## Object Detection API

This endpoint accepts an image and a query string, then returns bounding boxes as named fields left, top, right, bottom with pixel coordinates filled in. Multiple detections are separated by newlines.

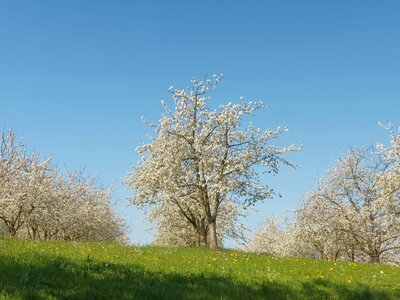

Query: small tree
left=0, top=128, right=127, bottom=243
left=126, top=75, right=298, bottom=249
left=247, top=218, right=285, bottom=255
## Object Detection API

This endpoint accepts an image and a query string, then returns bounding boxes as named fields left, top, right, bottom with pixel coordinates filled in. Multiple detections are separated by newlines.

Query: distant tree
left=311, top=148, right=400, bottom=263
left=292, top=192, right=357, bottom=261
left=0, top=129, right=50, bottom=236
left=28, top=171, right=127, bottom=243
left=276, top=147, right=400, bottom=264
left=126, top=75, right=298, bottom=249
left=247, top=217, right=285, bottom=255
left=0, top=128, right=127, bottom=243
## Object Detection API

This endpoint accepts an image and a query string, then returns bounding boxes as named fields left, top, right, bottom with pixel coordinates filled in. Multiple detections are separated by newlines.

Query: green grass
left=0, top=239, right=399, bottom=299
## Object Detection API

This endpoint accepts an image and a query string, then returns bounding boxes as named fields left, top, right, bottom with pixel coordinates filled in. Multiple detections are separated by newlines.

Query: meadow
left=0, top=239, right=399, bottom=300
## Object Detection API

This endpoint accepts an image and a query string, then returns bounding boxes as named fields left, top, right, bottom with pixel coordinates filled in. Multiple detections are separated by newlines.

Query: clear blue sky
left=1, top=1, right=399, bottom=246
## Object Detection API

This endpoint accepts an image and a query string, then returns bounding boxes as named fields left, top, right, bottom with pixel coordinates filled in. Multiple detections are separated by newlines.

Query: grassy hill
left=0, top=239, right=399, bottom=299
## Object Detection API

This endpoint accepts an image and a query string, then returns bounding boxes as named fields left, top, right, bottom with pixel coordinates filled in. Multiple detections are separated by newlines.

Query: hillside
left=0, top=239, right=399, bottom=299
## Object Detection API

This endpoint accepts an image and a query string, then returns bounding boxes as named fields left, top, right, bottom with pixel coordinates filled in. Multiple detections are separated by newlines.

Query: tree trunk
left=209, top=220, right=218, bottom=249
left=197, top=228, right=208, bottom=247
left=350, top=245, right=355, bottom=262
left=8, top=226, right=17, bottom=237
left=202, top=230, right=208, bottom=247
left=196, top=232, right=201, bottom=247
left=334, top=250, right=340, bottom=261
left=369, top=253, right=380, bottom=263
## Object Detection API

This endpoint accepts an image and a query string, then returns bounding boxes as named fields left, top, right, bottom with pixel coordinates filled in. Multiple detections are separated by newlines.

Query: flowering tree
left=246, top=217, right=285, bottom=255
left=126, top=75, right=298, bottom=249
left=270, top=147, right=400, bottom=263
left=27, top=171, right=127, bottom=242
left=0, top=128, right=126, bottom=242
left=0, top=129, right=50, bottom=236
left=249, top=126, right=400, bottom=264
left=312, top=148, right=400, bottom=263
left=291, top=192, right=358, bottom=261
left=377, top=124, right=400, bottom=263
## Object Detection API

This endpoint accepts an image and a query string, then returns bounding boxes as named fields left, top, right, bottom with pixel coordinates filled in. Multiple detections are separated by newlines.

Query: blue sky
left=1, top=1, right=399, bottom=246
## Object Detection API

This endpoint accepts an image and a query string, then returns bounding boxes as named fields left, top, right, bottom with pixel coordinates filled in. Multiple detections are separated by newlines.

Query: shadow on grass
left=301, top=278, right=396, bottom=300
left=0, top=254, right=397, bottom=300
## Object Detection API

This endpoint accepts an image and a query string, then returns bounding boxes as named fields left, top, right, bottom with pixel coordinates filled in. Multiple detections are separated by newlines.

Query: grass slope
left=0, top=239, right=399, bottom=299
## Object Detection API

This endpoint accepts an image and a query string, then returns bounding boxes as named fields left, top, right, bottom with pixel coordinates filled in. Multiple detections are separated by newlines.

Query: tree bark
left=368, top=253, right=380, bottom=263
left=209, top=220, right=218, bottom=249
left=8, top=226, right=17, bottom=237
left=196, top=228, right=208, bottom=247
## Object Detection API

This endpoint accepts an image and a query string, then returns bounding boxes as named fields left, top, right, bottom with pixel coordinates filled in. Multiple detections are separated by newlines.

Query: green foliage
left=0, top=239, right=399, bottom=299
